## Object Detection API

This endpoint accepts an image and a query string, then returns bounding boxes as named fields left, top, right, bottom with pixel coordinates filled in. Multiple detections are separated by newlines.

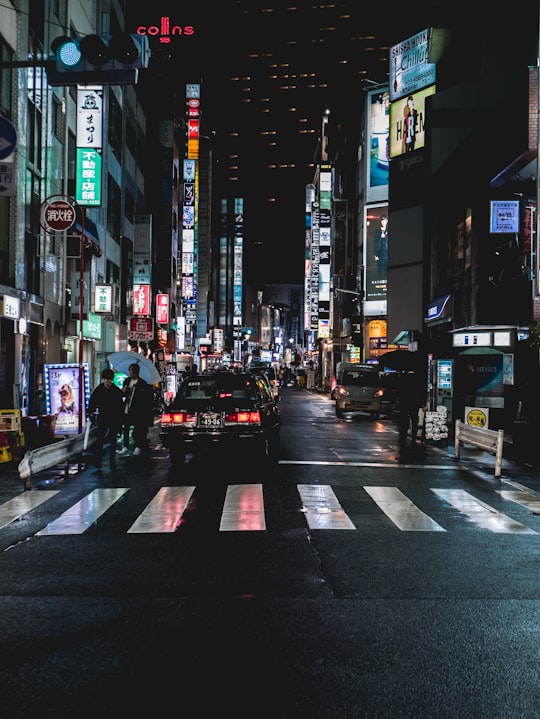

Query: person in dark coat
left=118, top=362, right=154, bottom=458
left=87, top=368, right=124, bottom=469
left=398, top=370, right=425, bottom=441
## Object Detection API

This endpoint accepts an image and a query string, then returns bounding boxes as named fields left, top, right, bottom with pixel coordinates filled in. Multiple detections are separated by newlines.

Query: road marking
left=499, top=488, right=540, bottom=516
left=280, top=460, right=465, bottom=470
left=365, top=486, right=446, bottom=531
left=0, top=491, right=59, bottom=530
left=297, top=484, right=356, bottom=529
left=2, top=483, right=539, bottom=537
left=128, top=486, right=195, bottom=533
left=36, top=488, right=129, bottom=535
left=432, top=488, right=537, bottom=534
left=220, top=483, right=266, bottom=531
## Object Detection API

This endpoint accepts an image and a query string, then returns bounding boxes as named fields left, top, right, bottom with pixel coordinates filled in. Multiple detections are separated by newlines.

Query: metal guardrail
left=18, top=428, right=97, bottom=489
left=454, top=419, right=505, bottom=478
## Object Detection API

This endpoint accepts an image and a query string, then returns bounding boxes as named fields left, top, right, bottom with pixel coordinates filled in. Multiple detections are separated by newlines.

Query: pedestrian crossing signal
left=49, top=33, right=150, bottom=86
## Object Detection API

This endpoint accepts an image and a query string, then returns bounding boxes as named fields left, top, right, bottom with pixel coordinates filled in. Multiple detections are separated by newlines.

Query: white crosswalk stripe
left=220, top=484, right=266, bottom=531
left=0, top=490, right=59, bottom=530
left=432, top=488, right=537, bottom=534
left=36, top=488, right=129, bottom=536
left=128, top=486, right=195, bottom=533
left=0, top=484, right=538, bottom=537
left=365, top=486, right=446, bottom=531
left=297, top=484, right=356, bottom=529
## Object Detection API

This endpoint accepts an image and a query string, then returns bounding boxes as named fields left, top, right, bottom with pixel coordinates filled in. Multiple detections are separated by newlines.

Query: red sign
left=128, top=317, right=154, bottom=341
left=41, top=197, right=76, bottom=232
left=188, top=119, right=199, bottom=139
left=156, top=293, right=169, bottom=324
left=133, top=284, right=151, bottom=315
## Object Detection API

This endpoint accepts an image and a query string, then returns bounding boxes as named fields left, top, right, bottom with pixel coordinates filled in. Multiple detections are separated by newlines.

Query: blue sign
left=0, top=118, right=17, bottom=160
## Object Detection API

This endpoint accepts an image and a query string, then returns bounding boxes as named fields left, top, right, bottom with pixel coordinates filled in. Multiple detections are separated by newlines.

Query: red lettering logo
left=136, top=18, right=195, bottom=44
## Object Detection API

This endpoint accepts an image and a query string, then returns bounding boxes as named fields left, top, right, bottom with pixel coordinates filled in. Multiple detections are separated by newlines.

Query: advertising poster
left=44, top=363, right=90, bottom=435
left=367, top=90, right=390, bottom=197
left=458, top=355, right=504, bottom=409
left=365, top=204, right=389, bottom=303
left=389, top=28, right=436, bottom=102
left=389, top=85, right=436, bottom=158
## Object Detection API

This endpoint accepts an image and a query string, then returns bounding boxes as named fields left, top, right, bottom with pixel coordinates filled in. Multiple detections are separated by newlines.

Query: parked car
left=247, top=363, right=281, bottom=400
left=334, top=362, right=386, bottom=419
left=159, top=371, right=281, bottom=465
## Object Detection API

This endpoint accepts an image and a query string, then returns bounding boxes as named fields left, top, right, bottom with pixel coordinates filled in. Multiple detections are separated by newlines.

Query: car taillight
left=161, top=412, right=196, bottom=425
left=373, top=389, right=384, bottom=398
left=224, top=410, right=261, bottom=424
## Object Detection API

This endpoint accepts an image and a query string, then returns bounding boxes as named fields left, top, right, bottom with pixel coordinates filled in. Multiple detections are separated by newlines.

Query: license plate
left=200, top=413, right=221, bottom=427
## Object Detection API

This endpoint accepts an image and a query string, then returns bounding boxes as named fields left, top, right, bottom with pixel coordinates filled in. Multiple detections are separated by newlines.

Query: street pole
left=78, top=209, right=84, bottom=434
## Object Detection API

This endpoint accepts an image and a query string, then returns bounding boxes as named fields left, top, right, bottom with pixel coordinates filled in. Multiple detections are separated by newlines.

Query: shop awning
left=489, top=149, right=536, bottom=189
left=459, top=347, right=504, bottom=355
left=74, top=206, right=102, bottom=257
left=390, top=329, right=422, bottom=347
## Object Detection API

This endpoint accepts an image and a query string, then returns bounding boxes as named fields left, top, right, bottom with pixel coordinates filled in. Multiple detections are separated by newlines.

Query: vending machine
left=435, top=359, right=453, bottom=422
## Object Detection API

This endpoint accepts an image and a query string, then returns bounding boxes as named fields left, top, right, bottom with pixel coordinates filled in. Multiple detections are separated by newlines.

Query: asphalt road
left=1, top=387, right=540, bottom=718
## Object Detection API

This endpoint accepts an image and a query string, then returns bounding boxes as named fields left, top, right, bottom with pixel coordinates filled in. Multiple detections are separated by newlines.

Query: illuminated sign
left=94, top=284, right=113, bottom=313
left=490, top=200, right=520, bottom=233
left=44, top=363, right=90, bottom=435
left=76, top=87, right=103, bottom=148
left=0, top=294, right=20, bottom=319
left=135, top=18, right=195, bottom=43
left=133, top=284, right=151, bottom=315
left=452, top=332, right=491, bottom=347
left=389, top=28, right=436, bottom=102
left=156, top=293, right=169, bottom=324
left=389, top=85, right=436, bottom=158
left=75, top=148, right=102, bottom=206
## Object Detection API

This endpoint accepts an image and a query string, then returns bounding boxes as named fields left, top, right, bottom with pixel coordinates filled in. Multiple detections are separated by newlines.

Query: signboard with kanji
left=156, top=293, right=169, bottom=324
left=128, top=317, right=154, bottom=341
left=40, top=196, right=76, bottom=232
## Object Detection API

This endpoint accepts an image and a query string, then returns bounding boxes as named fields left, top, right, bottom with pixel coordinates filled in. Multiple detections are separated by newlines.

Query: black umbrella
left=378, top=349, right=425, bottom=373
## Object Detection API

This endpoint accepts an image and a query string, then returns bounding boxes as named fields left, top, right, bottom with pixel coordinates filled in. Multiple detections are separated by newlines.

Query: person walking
left=397, top=369, right=425, bottom=442
left=87, top=368, right=124, bottom=469
left=118, top=362, right=154, bottom=458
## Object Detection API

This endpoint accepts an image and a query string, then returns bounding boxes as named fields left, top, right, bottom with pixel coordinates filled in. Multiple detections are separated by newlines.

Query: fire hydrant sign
left=40, top=196, right=76, bottom=232
left=128, top=317, right=154, bottom=341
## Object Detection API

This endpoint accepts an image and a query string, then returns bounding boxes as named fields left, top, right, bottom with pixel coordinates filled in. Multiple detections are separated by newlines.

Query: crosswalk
left=0, top=482, right=539, bottom=537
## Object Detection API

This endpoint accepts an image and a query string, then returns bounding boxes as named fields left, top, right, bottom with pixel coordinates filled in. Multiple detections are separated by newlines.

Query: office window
left=0, top=40, right=12, bottom=116
left=107, top=175, right=121, bottom=240
left=108, top=93, right=123, bottom=161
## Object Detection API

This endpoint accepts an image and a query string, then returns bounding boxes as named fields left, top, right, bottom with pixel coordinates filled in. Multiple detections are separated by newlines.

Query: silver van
left=334, top=362, right=385, bottom=419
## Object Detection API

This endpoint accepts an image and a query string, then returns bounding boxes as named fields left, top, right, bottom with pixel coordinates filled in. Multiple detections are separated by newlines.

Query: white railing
left=454, top=419, right=505, bottom=478
left=18, top=429, right=96, bottom=489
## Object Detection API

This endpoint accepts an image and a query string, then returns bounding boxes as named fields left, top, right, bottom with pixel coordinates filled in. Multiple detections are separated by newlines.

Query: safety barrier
left=18, top=428, right=96, bottom=489
left=454, top=419, right=504, bottom=478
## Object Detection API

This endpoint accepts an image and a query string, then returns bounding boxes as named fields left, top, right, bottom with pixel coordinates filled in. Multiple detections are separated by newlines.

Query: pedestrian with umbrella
left=117, top=362, right=154, bottom=458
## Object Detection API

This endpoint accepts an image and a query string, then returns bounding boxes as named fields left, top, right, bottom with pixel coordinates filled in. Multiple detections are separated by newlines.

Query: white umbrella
left=107, top=351, right=161, bottom=385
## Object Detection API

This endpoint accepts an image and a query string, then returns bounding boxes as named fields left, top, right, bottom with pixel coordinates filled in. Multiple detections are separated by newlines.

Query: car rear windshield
left=176, top=374, right=258, bottom=402
left=341, top=371, right=382, bottom=387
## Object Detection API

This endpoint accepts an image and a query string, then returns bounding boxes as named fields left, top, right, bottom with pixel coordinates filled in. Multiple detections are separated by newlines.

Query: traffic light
left=48, top=33, right=150, bottom=86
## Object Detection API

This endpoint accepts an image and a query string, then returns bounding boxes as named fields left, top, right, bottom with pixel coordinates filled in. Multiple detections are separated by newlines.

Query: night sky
left=132, top=1, right=427, bottom=285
